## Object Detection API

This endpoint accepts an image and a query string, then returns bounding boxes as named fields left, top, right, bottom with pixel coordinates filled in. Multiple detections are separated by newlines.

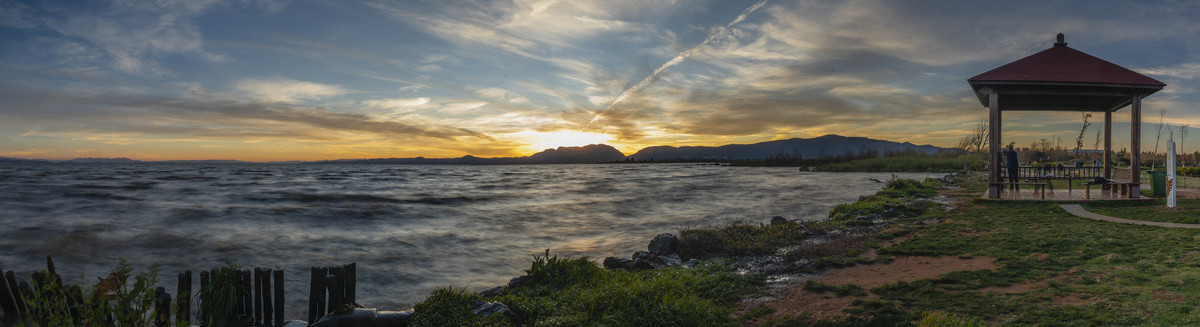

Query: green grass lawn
left=1082, top=199, right=1200, bottom=224
left=783, top=174, right=1200, bottom=326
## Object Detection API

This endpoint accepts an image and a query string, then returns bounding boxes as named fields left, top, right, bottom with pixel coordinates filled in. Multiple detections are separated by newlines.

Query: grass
left=408, top=251, right=760, bottom=326
left=814, top=156, right=976, bottom=173
left=780, top=172, right=1200, bottom=326
left=678, top=177, right=942, bottom=259
left=1082, top=199, right=1200, bottom=224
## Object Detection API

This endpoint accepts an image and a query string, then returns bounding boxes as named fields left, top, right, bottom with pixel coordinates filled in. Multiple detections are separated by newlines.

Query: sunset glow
left=0, top=1, right=1197, bottom=161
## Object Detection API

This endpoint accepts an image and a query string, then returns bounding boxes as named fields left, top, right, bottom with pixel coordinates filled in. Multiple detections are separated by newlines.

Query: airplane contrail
left=586, top=0, right=771, bottom=126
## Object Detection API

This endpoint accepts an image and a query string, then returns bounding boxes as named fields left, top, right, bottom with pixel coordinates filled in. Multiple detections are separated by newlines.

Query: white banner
left=1168, top=140, right=1177, bottom=208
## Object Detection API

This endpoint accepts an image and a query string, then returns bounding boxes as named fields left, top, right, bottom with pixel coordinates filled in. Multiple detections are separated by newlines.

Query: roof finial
left=1055, top=33, right=1067, bottom=47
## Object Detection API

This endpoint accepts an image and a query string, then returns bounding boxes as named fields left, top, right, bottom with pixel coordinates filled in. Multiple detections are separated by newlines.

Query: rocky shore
left=305, top=173, right=958, bottom=326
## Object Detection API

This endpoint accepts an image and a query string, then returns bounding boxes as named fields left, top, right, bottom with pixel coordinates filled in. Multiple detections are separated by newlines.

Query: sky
left=1, top=0, right=1199, bottom=161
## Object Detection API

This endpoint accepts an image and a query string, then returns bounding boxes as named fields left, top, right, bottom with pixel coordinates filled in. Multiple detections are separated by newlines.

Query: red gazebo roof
left=969, top=36, right=1165, bottom=88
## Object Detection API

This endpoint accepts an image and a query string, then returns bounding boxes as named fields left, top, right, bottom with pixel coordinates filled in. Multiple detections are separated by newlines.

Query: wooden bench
left=991, top=182, right=1050, bottom=199
left=1084, top=180, right=1134, bottom=199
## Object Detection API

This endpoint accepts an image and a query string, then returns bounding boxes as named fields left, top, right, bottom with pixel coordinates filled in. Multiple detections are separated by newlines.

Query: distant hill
left=628, top=135, right=949, bottom=161
left=67, top=157, right=140, bottom=163
left=0, top=156, right=49, bottom=164
left=320, top=144, right=628, bottom=165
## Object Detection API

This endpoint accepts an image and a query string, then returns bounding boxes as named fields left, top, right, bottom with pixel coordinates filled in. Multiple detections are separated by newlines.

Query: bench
left=991, top=182, right=1050, bottom=199
left=1083, top=180, right=1134, bottom=199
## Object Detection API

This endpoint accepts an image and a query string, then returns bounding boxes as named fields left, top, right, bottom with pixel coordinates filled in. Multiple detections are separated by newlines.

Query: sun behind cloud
left=516, top=131, right=615, bottom=153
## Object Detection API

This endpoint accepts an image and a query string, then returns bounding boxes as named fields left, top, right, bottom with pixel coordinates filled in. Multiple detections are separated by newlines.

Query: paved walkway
left=1060, top=204, right=1200, bottom=228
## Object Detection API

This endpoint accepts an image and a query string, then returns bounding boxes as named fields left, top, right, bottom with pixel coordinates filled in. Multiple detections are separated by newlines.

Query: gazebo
left=968, top=33, right=1166, bottom=199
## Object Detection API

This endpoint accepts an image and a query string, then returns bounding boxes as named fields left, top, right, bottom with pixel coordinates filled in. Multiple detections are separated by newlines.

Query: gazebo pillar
left=987, top=88, right=1000, bottom=198
left=1104, top=110, right=1112, bottom=190
left=1130, top=95, right=1142, bottom=197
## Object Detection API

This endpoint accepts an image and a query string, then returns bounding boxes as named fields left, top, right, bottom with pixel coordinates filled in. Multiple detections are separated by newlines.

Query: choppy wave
left=0, top=163, right=941, bottom=319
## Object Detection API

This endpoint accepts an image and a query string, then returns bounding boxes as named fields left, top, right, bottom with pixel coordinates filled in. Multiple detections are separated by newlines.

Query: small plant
left=801, top=280, right=866, bottom=297
left=21, top=258, right=160, bottom=327
left=917, top=311, right=987, bottom=327
left=195, top=261, right=247, bottom=326
left=410, top=287, right=507, bottom=327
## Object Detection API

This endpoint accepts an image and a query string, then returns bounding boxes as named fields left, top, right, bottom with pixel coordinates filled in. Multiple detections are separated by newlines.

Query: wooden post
left=177, top=271, right=192, bottom=325
left=343, top=263, right=356, bottom=306
left=262, top=268, right=273, bottom=327
left=1104, top=110, right=1113, bottom=185
left=154, top=287, right=170, bottom=327
left=1131, top=95, right=1142, bottom=197
left=0, top=268, right=17, bottom=318
left=988, top=87, right=1001, bottom=198
left=308, top=267, right=319, bottom=324
left=199, top=270, right=209, bottom=327
left=311, top=267, right=327, bottom=324
left=241, top=270, right=252, bottom=322
left=273, top=269, right=284, bottom=327
left=5, top=271, right=25, bottom=315
left=325, top=274, right=342, bottom=315
left=253, top=268, right=263, bottom=325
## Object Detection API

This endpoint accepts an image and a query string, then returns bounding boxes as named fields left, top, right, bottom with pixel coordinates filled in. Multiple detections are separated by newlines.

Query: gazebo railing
left=1003, top=166, right=1106, bottom=181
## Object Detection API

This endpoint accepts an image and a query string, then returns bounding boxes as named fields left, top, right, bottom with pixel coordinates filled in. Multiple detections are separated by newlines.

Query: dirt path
left=1060, top=204, right=1200, bottom=228
left=757, top=255, right=998, bottom=322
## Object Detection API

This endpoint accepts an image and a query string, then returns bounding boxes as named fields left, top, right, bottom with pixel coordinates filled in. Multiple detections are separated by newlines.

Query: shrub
left=498, top=254, right=758, bottom=326
left=195, top=261, right=246, bottom=326
left=410, top=287, right=507, bottom=327
left=22, top=258, right=160, bottom=327
left=677, top=221, right=816, bottom=258
left=917, top=311, right=987, bottom=327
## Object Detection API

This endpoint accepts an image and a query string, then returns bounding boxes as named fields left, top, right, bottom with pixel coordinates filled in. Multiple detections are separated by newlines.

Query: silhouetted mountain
left=528, top=144, right=627, bottom=163
left=628, top=135, right=948, bottom=161
left=320, top=144, right=627, bottom=165
left=67, top=157, right=141, bottom=163
left=0, top=157, right=49, bottom=164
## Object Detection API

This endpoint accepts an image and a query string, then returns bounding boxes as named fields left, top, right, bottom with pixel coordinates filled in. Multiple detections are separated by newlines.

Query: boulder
left=631, top=258, right=655, bottom=270
left=508, top=275, right=532, bottom=288
left=603, top=257, right=632, bottom=270
left=473, top=300, right=517, bottom=321
left=479, top=286, right=505, bottom=298
left=648, top=233, right=680, bottom=255
left=682, top=259, right=701, bottom=268
left=632, top=250, right=654, bottom=262
left=312, top=308, right=414, bottom=327
left=770, top=216, right=789, bottom=225
left=657, top=254, right=682, bottom=267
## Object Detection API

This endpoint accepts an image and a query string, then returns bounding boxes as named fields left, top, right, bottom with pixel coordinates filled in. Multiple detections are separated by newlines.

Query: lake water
left=0, top=163, right=941, bottom=318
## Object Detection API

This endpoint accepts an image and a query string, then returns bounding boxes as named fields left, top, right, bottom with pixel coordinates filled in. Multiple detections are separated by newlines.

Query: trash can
left=1149, top=171, right=1167, bottom=196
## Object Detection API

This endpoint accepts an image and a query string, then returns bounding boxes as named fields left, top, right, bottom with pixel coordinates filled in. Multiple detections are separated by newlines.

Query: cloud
left=0, top=81, right=489, bottom=143
left=362, top=97, right=432, bottom=110
left=1140, top=62, right=1200, bottom=80
left=476, top=87, right=530, bottom=104
left=234, top=77, right=350, bottom=103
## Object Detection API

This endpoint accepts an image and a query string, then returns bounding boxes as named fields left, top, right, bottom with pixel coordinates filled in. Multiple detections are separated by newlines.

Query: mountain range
left=1, top=135, right=951, bottom=164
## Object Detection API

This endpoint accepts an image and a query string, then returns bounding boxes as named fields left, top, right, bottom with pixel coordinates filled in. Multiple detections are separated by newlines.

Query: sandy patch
left=810, top=256, right=998, bottom=289
left=752, top=256, right=999, bottom=323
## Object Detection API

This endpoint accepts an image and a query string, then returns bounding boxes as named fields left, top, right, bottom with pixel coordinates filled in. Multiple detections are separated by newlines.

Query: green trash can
left=1149, top=171, right=1167, bottom=196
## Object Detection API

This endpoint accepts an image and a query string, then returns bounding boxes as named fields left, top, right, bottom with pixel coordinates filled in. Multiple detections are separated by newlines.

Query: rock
left=657, top=254, right=682, bottom=267
left=648, top=233, right=680, bottom=255
left=682, top=259, right=701, bottom=268
left=631, top=258, right=655, bottom=270
left=376, top=310, right=415, bottom=326
left=770, top=216, right=789, bottom=225
left=479, top=286, right=505, bottom=298
left=473, top=300, right=518, bottom=320
left=603, top=257, right=632, bottom=270
left=632, top=250, right=654, bottom=262
left=508, top=275, right=532, bottom=288
left=312, top=307, right=381, bottom=324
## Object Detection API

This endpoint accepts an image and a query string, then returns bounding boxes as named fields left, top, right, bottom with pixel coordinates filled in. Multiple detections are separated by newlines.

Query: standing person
left=1004, top=144, right=1019, bottom=190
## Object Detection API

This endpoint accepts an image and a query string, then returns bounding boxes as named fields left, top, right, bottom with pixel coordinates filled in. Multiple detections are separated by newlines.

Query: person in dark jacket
left=1003, top=144, right=1019, bottom=190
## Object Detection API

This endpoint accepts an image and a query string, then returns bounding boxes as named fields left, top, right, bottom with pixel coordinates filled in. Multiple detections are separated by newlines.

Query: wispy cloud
left=234, top=78, right=350, bottom=103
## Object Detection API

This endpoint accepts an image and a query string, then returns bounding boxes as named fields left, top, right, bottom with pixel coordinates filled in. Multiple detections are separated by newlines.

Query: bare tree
left=1154, top=109, right=1167, bottom=169
left=1074, top=113, right=1092, bottom=158
left=1181, top=124, right=1190, bottom=165
left=956, top=116, right=989, bottom=155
